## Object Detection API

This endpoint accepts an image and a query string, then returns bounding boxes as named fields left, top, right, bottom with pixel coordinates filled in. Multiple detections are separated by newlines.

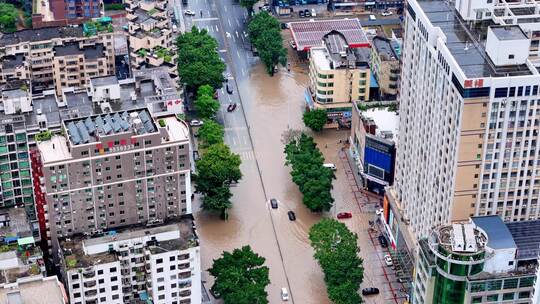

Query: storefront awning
left=304, top=88, right=315, bottom=109
left=17, top=236, right=35, bottom=246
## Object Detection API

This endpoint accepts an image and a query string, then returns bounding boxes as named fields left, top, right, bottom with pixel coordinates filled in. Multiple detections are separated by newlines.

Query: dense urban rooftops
left=1, top=54, right=25, bottom=70
left=60, top=216, right=197, bottom=269
left=90, top=75, right=119, bottom=87
left=506, top=219, right=540, bottom=260
left=417, top=0, right=533, bottom=78
left=0, top=26, right=84, bottom=45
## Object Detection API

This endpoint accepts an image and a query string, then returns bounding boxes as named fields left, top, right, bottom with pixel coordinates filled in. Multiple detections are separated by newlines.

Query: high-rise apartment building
left=34, top=108, right=191, bottom=248
left=59, top=216, right=201, bottom=304
left=393, top=0, right=540, bottom=239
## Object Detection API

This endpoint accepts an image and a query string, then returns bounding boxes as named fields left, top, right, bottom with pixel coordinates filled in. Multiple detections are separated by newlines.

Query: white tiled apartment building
left=392, top=0, right=540, bottom=239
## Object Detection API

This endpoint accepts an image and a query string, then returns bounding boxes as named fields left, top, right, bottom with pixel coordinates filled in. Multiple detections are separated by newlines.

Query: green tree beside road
left=194, top=143, right=242, bottom=219
left=284, top=133, right=334, bottom=211
left=176, top=26, right=226, bottom=91
left=239, top=0, right=258, bottom=14
left=309, top=219, right=364, bottom=304
left=248, top=12, right=287, bottom=76
left=209, top=245, right=270, bottom=304
left=198, top=120, right=224, bottom=148
left=194, top=94, right=220, bottom=119
left=303, top=109, right=328, bottom=131
left=0, top=3, right=19, bottom=33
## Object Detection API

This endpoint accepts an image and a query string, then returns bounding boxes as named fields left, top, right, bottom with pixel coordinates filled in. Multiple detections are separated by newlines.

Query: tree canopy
left=303, top=109, right=328, bottom=131
left=0, top=3, right=19, bottom=33
left=248, top=12, right=287, bottom=76
left=239, top=0, right=258, bottom=13
left=194, top=94, right=220, bottom=120
left=198, top=119, right=224, bottom=148
left=176, top=26, right=226, bottom=91
left=194, top=143, right=242, bottom=218
left=309, top=219, right=364, bottom=304
left=284, top=133, right=334, bottom=211
left=209, top=245, right=270, bottom=304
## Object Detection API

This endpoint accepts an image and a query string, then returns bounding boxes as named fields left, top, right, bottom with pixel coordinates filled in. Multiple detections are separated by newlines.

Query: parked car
left=323, top=163, right=337, bottom=171
left=190, top=119, right=204, bottom=127
left=375, top=208, right=384, bottom=215
left=227, top=103, right=237, bottom=112
left=378, top=235, right=388, bottom=248
left=299, top=10, right=305, bottom=18
left=384, top=254, right=393, bottom=266
left=304, top=9, right=311, bottom=17
left=381, top=11, right=393, bottom=16
left=369, top=14, right=377, bottom=21
left=362, top=287, right=380, bottom=296
left=281, top=287, right=289, bottom=301
left=311, top=8, right=317, bottom=17
left=337, top=212, right=352, bottom=219
left=270, top=198, right=278, bottom=209
left=287, top=211, right=296, bottom=221
left=226, top=84, right=234, bottom=94
left=184, top=9, right=196, bottom=16
left=193, top=150, right=200, bottom=161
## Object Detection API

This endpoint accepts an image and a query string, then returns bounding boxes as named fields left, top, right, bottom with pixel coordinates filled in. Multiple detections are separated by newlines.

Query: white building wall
left=482, top=247, right=517, bottom=273
left=67, top=261, right=123, bottom=304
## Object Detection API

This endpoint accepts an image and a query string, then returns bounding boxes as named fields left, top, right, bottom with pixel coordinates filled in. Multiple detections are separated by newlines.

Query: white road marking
left=237, top=50, right=240, bottom=58
left=220, top=88, right=225, bottom=94
left=215, top=25, right=219, bottom=32
left=236, top=19, right=240, bottom=26
left=192, top=17, right=219, bottom=21
left=228, top=19, right=231, bottom=26
left=224, top=5, right=227, bottom=12
left=232, top=136, right=237, bottom=146
left=218, top=49, right=227, bottom=53
left=242, top=68, right=246, bottom=76
left=235, top=30, right=239, bottom=38
left=226, top=32, right=231, bottom=38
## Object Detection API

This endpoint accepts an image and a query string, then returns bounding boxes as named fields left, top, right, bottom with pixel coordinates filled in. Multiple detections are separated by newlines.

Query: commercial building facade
left=413, top=217, right=539, bottom=304
left=393, top=0, right=540, bottom=240
left=59, top=216, right=201, bottom=304
left=34, top=108, right=191, bottom=248
left=308, top=31, right=371, bottom=127
left=350, top=102, right=397, bottom=193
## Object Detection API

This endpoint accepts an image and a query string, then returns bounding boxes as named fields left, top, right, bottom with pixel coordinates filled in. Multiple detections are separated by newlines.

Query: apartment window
left=156, top=258, right=163, bottom=264
left=98, top=279, right=104, bottom=284
left=112, top=285, right=118, bottom=291
left=110, top=267, right=117, bottom=272
left=98, top=270, right=103, bottom=275
left=112, top=295, right=119, bottom=300
left=157, top=267, right=163, bottom=273
left=72, top=283, right=80, bottom=289
left=74, top=292, right=81, bottom=298
left=158, top=286, right=165, bottom=291
left=110, top=276, right=118, bottom=282
left=159, top=295, right=165, bottom=300
left=144, top=140, right=152, bottom=145
left=72, top=274, right=79, bottom=280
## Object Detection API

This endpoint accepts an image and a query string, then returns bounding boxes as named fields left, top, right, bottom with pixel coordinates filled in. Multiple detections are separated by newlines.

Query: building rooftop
left=0, top=26, right=84, bottom=46
left=433, top=222, right=488, bottom=254
left=417, top=0, right=533, bottom=78
left=0, top=275, right=66, bottom=304
left=359, top=106, right=399, bottom=137
left=1, top=88, right=28, bottom=99
left=53, top=43, right=105, bottom=59
left=0, top=208, right=33, bottom=241
left=60, top=216, right=197, bottom=269
left=37, top=135, right=72, bottom=163
left=90, top=75, right=119, bottom=87
left=506, top=219, right=540, bottom=261
left=289, top=18, right=369, bottom=51
left=1, top=54, right=25, bottom=70
left=311, top=31, right=370, bottom=70
left=471, top=216, right=517, bottom=250
left=490, top=25, right=527, bottom=41
left=372, top=36, right=398, bottom=61
left=64, top=108, right=157, bottom=146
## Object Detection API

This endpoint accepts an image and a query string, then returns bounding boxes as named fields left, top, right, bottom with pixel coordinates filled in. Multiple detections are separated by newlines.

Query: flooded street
left=183, top=0, right=406, bottom=302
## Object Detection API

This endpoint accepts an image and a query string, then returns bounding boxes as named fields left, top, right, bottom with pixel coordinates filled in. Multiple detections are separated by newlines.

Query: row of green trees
left=303, top=109, right=328, bottom=132
left=208, top=219, right=365, bottom=304
left=284, top=133, right=335, bottom=212
left=176, top=26, right=226, bottom=91
left=309, top=219, right=365, bottom=304
left=247, top=12, right=287, bottom=76
left=176, top=28, right=242, bottom=219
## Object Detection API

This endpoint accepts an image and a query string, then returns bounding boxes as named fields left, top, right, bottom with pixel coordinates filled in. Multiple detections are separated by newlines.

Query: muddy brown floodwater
left=193, top=56, right=343, bottom=303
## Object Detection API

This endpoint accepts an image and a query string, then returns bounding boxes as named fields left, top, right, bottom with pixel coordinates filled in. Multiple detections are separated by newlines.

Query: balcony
left=82, top=269, right=96, bottom=278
